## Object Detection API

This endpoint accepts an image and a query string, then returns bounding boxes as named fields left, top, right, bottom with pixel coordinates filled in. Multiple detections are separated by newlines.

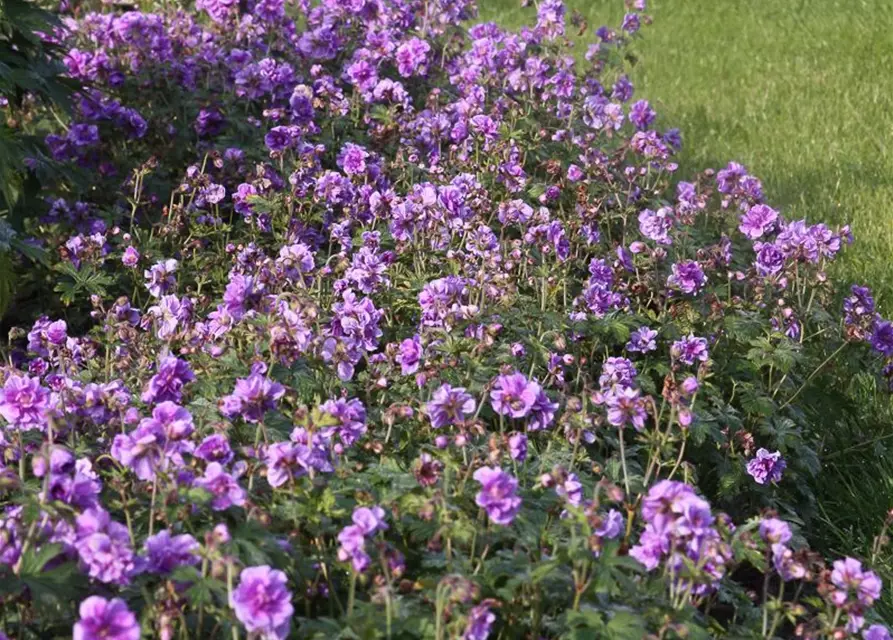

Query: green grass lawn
left=484, top=0, right=893, bottom=617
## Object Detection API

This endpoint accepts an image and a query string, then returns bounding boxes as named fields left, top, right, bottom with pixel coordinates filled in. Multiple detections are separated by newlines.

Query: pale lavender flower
left=463, top=604, right=496, bottom=640
left=508, top=433, right=527, bottom=462
left=739, top=204, right=778, bottom=240
left=671, top=335, right=709, bottom=366
left=864, top=625, right=892, bottom=640
left=474, top=467, right=521, bottom=526
left=74, top=508, right=137, bottom=585
left=427, top=384, right=476, bottom=428
left=145, top=529, right=200, bottom=574
left=556, top=472, right=583, bottom=507
left=230, top=566, right=293, bottom=640
left=395, top=38, right=430, bottom=77
left=398, top=335, right=423, bottom=375
left=627, top=327, right=658, bottom=353
left=144, top=259, right=178, bottom=298
left=831, top=557, right=882, bottom=608
left=595, top=509, right=624, bottom=540
left=759, top=518, right=792, bottom=545
left=0, top=374, right=50, bottom=431
left=73, top=596, right=140, bottom=640
left=196, top=463, right=246, bottom=510
left=638, top=207, right=674, bottom=245
left=667, top=260, right=706, bottom=295
left=490, top=373, right=540, bottom=419
left=605, top=387, right=648, bottom=430
left=352, top=505, right=388, bottom=535
left=220, top=372, right=285, bottom=423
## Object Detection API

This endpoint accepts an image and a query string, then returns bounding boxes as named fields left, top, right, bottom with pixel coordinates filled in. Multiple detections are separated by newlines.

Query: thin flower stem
left=347, top=568, right=358, bottom=621
left=618, top=428, right=631, bottom=498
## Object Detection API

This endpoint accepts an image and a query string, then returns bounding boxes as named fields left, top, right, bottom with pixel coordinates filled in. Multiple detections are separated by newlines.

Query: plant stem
left=618, top=428, right=631, bottom=497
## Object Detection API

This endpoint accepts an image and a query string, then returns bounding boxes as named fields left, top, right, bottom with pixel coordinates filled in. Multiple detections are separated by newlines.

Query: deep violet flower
left=746, top=448, right=786, bottom=485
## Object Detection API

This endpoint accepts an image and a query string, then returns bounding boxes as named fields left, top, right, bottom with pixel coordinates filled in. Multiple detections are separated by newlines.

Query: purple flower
left=746, top=448, right=786, bottom=485
left=508, top=433, right=527, bottom=461
left=599, top=357, right=638, bottom=392
left=595, top=509, right=625, bottom=540
left=864, top=625, right=892, bottom=640
left=0, top=374, right=50, bottom=431
left=319, top=397, right=367, bottom=447
left=220, top=372, right=285, bottom=423
left=419, top=276, right=472, bottom=329
left=473, top=467, right=521, bottom=526
left=264, top=126, right=296, bottom=153
left=277, top=243, right=315, bottom=281
left=759, top=518, right=792, bottom=545
left=142, top=356, right=195, bottom=404
left=233, top=183, right=258, bottom=216
left=427, top=384, right=476, bottom=428
left=629, top=99, right=656, bottom=130
left=638, top=207, right=674, bottom=245
left=337, top=143, right=370, bottom=177
left=144, top=259, right=178, bottom=298
left=352, top=505, right=388, bottom=535
left=667, top=261, right=706, bottom=295
left=337, top=524, right=370, bottom=572
left=739, top=204, right=779, bottom=240
left=46, top=320, right=67, bottom=345
left=230, top=566, right=294, bottom=640
left=627, top=326, right=658, bottom=353
left=74, top=508, right=137, bottom=585
left=754, top=241, right=786, bottom=277
left=398, top=335, right=423, bottom=376
left=196, top=463, right=246, bottom=510
left=145, top=529, right=200, bottom=574
left=111, top=403, right=192, bottom=480
left=844, top=285, right=876, bottom=332
left=671, top=335, right=709, bottom=366
left=73, top=596, right=140, bottom=640
left=265, top=441, right=311, bottom=488
left=490, top=373, right=540, bottom=419
left=528, top=390, right=559, bottom=431
left=605, top=387, right=648, bottom=430
left=630, top=481, right=729, bottom=592
left=121, top=246, right=140, bottom=268
left=536, top=0, right=566, bottom=39
left=831, top=557, right=882, bottom=607
left=194, top=108, right=226, bottom=137
left=556, top=472, right=583, bottom=507
left=464, top=604, right=496, bottom=640
left=145, top=401, right=194, bottom=440
left=622, top=12, right=641, bottom=33
left=195, top=434, right=234, bottom=464
left=395, top=38, right=430, bottom=77
left=871, top=320, right=893, bottom=357
left=147, top=295, right=192, bottom=341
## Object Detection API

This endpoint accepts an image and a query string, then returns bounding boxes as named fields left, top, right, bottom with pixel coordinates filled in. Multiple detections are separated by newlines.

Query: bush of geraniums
left=2, top=0, right=893, bottom=637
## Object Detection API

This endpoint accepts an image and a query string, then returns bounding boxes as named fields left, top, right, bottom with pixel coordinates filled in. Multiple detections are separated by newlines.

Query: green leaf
left=606, top=611, right=648, bottom=639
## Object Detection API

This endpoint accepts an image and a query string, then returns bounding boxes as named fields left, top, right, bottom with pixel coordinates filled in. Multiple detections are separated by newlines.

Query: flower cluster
left=0, top=0, right=888, bottom=637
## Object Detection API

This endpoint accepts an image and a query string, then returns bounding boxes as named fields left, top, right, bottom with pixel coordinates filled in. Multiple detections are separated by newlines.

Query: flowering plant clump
left=1, top=0, right=893, bottom=637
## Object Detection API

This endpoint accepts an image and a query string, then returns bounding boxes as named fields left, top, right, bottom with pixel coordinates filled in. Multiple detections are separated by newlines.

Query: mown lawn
left=484, top=0, right=893, bottom=617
